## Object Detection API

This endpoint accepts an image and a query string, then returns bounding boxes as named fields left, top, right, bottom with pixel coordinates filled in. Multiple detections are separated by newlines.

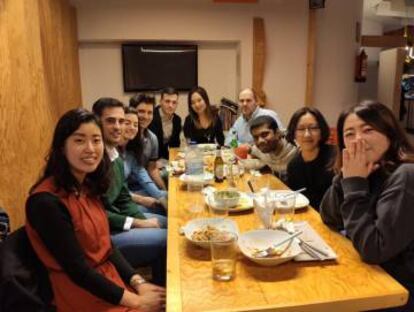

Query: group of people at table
left=5, top=84, right=414, bottom=312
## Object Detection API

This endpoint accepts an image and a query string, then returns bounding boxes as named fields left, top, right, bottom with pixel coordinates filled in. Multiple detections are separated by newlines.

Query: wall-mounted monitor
left=122, top=43, right=198, bottom=92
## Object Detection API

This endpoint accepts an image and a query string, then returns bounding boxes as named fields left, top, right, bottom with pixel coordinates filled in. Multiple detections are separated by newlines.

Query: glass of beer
left=210, top=232, right=238, bottom=281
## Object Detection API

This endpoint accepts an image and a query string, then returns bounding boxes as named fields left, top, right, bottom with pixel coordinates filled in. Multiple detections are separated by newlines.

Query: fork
left=276, top=223, right=329, bottom=259
left=253, top=231, right=302, bottom=258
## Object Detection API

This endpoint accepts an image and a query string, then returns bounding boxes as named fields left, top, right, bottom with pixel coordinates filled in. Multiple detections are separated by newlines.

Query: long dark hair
left=286, top=107, right=330, bottom=146
left=335, top=100, right=414, bottom=171
left=31, top=108, right=112, bottom=196
left=125, top=125, right=143, bottom=166
left=188, top=86, right=216, bottom=128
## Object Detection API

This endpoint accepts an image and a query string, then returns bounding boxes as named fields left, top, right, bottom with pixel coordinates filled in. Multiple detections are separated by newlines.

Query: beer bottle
left=214, top=146, right=224, bottom=183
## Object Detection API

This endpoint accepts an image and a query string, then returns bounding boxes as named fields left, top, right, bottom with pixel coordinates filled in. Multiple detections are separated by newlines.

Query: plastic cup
left=185, top=183, right=204, bottom=220
left=275, top=193, right=296, bottom=223
left=209, top=201, right=229, bottom=218
left=253, top=192, right=275, bottom=229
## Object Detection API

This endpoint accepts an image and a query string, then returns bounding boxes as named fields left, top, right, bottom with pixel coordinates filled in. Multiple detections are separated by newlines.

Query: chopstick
left=283, top=187, right=306, bottom=198
left=247, top=180, right=255, bottom=193
left=297, top=237, right=329, bottom=257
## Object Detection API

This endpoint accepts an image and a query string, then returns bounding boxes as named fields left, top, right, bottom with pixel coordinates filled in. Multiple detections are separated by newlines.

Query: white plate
left=182, top=218, right=239, bottom=248
left=239, top=230, right=302, bottom=266
left=206, top=192, right=254, bottom=212
left=179, top=172, right=214, bottom=185
left=272, top=190, right=309, bottom=209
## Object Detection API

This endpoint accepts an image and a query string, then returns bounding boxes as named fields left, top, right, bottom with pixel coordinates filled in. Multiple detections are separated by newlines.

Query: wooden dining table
left=166, top=150, right=408, bottom=312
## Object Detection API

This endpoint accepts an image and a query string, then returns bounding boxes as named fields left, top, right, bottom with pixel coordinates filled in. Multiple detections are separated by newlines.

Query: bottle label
left=215, top=165, right=224, bottom=179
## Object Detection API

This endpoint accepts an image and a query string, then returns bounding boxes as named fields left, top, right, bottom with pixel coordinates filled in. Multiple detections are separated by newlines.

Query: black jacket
left=149, top=106, right=182, bottom=159
left=0, top=227, right=55, bottom=312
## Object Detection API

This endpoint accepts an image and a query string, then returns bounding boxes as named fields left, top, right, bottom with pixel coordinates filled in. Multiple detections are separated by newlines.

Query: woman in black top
left=183, top=86, right=224, bottom=146
left=25, top=108, right=165, bottom=311
left=286, top=107, right=336, bottom=210
left=320, top=101, right=414, bottom=311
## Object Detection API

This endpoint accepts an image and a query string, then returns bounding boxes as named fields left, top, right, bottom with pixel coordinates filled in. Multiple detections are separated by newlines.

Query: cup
left=275, top=193, right=296, bottom=223
left=210, top=232, right=238, bottom=281
left=253, top=192, right=275, bottom=229
left=227, top=163, right=241, bottom=189
left=209, top=200, right=229, bottom=218
left=185, top=183, right=204, bottom=220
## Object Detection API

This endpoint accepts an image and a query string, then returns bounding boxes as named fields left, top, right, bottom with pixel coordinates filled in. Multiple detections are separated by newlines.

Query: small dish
left=239, top=229, right=301, bottom=266
left=206, top=192, right=254, bottom=212
left=213, top=190, right=241, bottom=207
left=182, top=218, right=239, bottom=249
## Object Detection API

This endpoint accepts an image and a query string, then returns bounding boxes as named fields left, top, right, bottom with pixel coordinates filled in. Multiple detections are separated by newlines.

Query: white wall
left=79, top=41, right=238, bottom=119
left=378, top=48, right=404, bottom=115
left=76, top=0, right=363, bottom=126
left=313, top=0, right=363, bottom=125
left=358, top=18, right=384, bottom=101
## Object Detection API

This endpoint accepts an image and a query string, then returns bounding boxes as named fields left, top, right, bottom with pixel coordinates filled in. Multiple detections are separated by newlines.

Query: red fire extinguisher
left=355, top=49, right=367, bottom=82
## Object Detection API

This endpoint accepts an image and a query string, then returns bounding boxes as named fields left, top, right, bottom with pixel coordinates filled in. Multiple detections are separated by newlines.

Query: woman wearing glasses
left=286, top=107, right=336, bottom=210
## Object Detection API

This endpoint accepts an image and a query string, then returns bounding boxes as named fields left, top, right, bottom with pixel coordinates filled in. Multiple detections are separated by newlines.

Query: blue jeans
left=139, top=204, right=167, bottom=216
left=111, top=213, right=167, bottom=285
left=127, top=162, right=167, bottom=199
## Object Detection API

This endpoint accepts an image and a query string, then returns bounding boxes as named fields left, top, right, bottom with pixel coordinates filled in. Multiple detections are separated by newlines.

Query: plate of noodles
left=182, top=218, right=239, bottom=248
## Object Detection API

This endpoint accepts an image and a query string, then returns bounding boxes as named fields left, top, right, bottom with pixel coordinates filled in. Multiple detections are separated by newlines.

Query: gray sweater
left=320, top=164, right=414, bottom=307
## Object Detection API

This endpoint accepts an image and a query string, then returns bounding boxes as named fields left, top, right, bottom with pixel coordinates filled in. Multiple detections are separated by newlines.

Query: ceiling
left=364, top=0, right=414, bottom=31
left=69, top=0, right=414, bottom=33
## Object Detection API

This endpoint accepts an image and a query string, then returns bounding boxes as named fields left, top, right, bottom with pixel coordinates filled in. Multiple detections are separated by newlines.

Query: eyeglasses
left=295, top=126, right=320, bottom=135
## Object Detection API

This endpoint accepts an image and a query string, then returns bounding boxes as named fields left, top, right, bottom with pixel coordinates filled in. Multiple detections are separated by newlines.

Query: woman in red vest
left=25, top=108, right=165, bottom=312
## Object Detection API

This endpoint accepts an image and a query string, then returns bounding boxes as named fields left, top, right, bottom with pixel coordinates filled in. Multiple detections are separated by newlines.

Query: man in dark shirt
left=149, top=87, right=182, bottom=160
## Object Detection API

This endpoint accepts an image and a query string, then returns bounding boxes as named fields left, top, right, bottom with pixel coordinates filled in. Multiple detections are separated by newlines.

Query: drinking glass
left=209, top=198, right=229, bottom=218
left=185, top=183, right=204, bottom=220
left=227, top=163, right=242, bottom=189
left=253, top=192, right=274, bottom=229
left=275, top=193, right=296, bottom=223
left=210, top=232, right=238, bottom=281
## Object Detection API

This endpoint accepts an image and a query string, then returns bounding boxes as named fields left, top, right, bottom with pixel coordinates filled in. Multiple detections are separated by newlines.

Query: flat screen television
left=122, top=43, right=198, bottom=92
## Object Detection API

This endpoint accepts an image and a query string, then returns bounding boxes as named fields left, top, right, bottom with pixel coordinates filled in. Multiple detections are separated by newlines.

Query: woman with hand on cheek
left=320, top=101, right=414, bottom=311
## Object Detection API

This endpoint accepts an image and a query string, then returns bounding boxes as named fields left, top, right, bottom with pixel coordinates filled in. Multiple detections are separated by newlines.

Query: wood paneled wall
left=0, top=0, right=81, bottom=230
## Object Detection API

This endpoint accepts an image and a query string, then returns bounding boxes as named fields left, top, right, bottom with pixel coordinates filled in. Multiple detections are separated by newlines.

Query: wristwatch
left=130, top=275, right=147, bottom=287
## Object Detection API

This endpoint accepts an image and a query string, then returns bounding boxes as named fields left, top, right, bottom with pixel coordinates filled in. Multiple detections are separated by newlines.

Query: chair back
left=0, top=227, right=55, bottom=311
left=0, top=207, right=9, bottom=242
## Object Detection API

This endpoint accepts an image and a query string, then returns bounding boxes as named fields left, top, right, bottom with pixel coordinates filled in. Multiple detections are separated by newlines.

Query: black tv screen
left=122, top=43, right=198, bottom=92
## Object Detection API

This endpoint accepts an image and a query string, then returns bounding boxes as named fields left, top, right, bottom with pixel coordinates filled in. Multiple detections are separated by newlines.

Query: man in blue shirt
left=225, top=88, right=284, bottom=146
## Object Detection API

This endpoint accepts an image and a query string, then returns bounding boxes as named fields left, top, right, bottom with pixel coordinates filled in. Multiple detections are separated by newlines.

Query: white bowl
left=213, top=190, right=241, bottom=207
left=206, top=192, right=254, bottom=212
left=197, top=143, right=217, bottom=152
left=182, top=217, right=239, bottom=249
left=179, top=172, right=214, bottom=185
left=239, top=230, right=301, bottom=266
